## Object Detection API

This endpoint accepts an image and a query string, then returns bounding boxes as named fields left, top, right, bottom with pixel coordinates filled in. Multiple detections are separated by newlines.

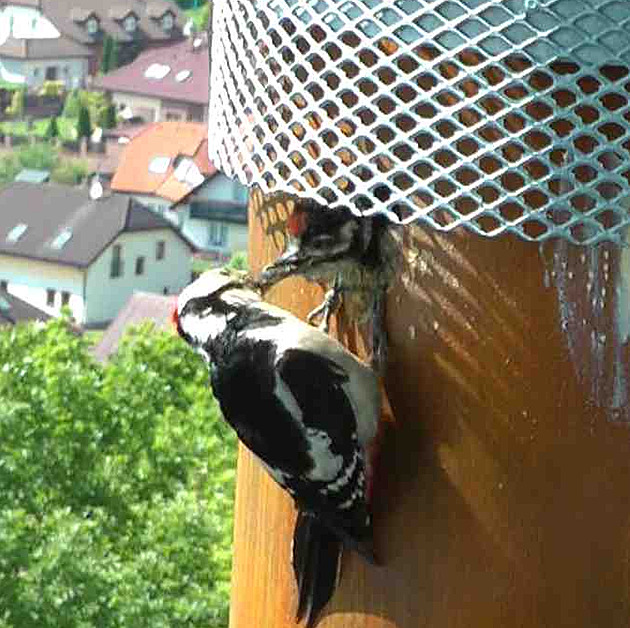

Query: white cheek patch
left=182, top=312, right=227, bottom=346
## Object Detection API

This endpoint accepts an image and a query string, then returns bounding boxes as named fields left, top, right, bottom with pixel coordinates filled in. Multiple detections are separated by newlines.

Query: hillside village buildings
left=0, top=182, right=193, bottom=326
left=0, top=1, right=185, bottom=87
left=0, top=5, right=249, bottom=333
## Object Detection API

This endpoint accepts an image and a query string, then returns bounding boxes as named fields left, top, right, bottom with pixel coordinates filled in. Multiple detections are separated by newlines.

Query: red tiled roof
left=92, top=291, right=178, bottom=361
left=110, top=121, right=217, bottom=204
left=92, top=36, right=209, bottom=106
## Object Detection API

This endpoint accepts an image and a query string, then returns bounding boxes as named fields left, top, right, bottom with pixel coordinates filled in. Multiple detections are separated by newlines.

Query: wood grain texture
left=229, top=188, right=630, bottom=627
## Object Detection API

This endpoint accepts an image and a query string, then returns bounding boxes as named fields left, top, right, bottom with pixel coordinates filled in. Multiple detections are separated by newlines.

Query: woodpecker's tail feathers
left=292, top=510, right=342, bottom=628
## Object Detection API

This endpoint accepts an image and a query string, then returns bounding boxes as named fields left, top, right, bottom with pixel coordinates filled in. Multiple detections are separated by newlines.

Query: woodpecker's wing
left=209, top=336, right=373, bottom=548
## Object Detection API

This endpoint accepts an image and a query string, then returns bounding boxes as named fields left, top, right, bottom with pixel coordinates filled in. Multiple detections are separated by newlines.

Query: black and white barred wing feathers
left=209, top=331, right=376, bottom=556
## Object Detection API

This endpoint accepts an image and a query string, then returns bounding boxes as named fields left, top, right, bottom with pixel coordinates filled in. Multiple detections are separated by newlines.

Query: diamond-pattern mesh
left=209, top=0, right=630, bottom=244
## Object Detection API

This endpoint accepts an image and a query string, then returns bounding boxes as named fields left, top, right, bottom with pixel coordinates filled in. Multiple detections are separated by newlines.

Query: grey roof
left=0, top=289, right=51, bottom=326
left=0, top=33, right=91, bottom=59
left=15, top=168, right=50, bottom=183
left=92, top=290, right=177, bottom=361
left=0, top=182, right=193, bottom=268
left=42, top=0, right=185, bottom=45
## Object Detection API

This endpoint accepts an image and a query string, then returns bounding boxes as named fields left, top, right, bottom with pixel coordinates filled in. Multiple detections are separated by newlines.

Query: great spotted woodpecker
left=174, top=269, right=380, bottom=627
left=258, top=197, right=397, bottom=372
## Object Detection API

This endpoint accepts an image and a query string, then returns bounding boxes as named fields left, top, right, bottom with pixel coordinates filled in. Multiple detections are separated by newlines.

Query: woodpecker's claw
left=306, top=287, right=341, bottom=333
left=306, top=277, right=343, bottom=334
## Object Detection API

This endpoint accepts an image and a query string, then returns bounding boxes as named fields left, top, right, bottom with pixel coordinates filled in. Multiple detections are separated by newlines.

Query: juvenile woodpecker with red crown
left=258, top=195, right=399, bottom=372
left=173, top=269, right=381, bottom=627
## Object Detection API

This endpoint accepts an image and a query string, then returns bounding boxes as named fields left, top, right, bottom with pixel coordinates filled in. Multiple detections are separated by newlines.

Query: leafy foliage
left=98, top=103, right=118, bottom=130
left=101, top=36, right=114, bottom=74
left=62, top=89, right=82, bottom=118
left=5, top=88, right=25, bottom=118
left=0, top=144, right=89, bottom=187
left=0, top=319, right=236, bottom=627
left=44, top=116, right=59, bottom=139
left=76, top=105, right=92, bottom=139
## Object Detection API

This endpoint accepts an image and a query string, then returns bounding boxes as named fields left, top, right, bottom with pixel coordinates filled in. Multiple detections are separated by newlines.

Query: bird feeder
left=208, top=1, right=630, bottom=626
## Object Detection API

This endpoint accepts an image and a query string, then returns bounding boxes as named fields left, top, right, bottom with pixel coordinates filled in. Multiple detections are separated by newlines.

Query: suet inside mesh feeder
left=210, top=0, right=630, bottom=245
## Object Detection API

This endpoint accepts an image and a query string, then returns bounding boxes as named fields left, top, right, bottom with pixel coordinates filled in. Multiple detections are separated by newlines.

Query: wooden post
left=231, top=187, right=630, bottom=626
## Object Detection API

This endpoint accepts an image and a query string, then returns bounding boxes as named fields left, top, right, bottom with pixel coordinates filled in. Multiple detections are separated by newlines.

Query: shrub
left=51, top=159, right=88, bottom=185
left=5, top=87, right=25, bottom=118
left=38, top=80, right=64, bottom=99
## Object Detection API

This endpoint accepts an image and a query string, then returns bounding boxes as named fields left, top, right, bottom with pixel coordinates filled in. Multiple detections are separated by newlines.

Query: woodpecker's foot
left=306, top=286, right=342, bottom=334
left=369, top=289, right=388, bottom=373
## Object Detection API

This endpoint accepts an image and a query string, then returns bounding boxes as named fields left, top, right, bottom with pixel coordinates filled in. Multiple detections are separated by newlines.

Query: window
left=162, top=12, right=174, bottom=31
left=6, top=223, right=27, bottom=243
left=208, top=222, right=228, bottom=247
left=45, top=66, right=57, bottom=81
left=0, top=280, right=7, bottom=292
left=135, top=256, right=145, bottom=276
left=33, top=68, right=39, bottom=77
left=61, top=291, right=70, bottom=306
left=163, top=287, right=169, bottom=295
left=46, top=289, right=55, bottom=307
left=123, top=14, right=137, bottom=33
left=110, top=244, right=123, bottom=278
left=86, top=17, right=99, bottom=35
left=50, top=229, right=72, bottom=250
left=156, top=240, right=165, bottom=260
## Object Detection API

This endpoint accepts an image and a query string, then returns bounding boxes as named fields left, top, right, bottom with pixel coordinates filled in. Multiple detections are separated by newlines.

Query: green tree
left=0, top=318, right=236, bottom=627
left=110, top=38, right=120, bottom=71
left=101, top=35, right=113, bottom=74
left=76, top=105, right=92, bottom=139
left=44, top=116, right=59, bottom=139
left=97, top=103, right=117, bottom=129
left=62, top=89, right=81, bottom=118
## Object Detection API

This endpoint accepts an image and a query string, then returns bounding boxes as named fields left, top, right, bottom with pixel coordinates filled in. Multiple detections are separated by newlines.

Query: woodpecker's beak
left=258, top=242, right=303, bottom=288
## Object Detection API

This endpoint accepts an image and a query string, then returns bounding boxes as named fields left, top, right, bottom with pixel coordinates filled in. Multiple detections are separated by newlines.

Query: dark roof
left=0, top=33, right=91, bottom=59
left=42, top=0, right=185, bottom=45
left=0, top=182, right=193, bottom=268
left=92, top=36, right=209, bottom=105
left=0, top=289, right=51, bottom=326
left=92, top=290, right=177, bottom=361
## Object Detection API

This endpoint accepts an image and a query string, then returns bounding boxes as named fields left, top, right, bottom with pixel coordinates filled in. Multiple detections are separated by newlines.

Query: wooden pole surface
left=230, top=187, right=630, bottom=627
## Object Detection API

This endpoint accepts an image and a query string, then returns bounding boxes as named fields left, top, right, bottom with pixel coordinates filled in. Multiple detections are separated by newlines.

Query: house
left=109, top=121, right=249, bottom=259
left=0, top=1, right=185, bottom=86
left=92, top=290, right=176, bottom=361
left=0, top=287, right=50, bottom=326
left=0, top=181, right=193, bottom=327
left=92, top=35, right=209, bottom=123
left=0, top=5, right=91, bottom=88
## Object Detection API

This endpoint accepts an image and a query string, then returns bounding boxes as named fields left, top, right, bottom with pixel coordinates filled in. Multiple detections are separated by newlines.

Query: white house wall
left=112, top=92, right=161, bottom=123
left=195, top=173, right=248, bottom=204
left=84, top=229, right=191, bottom=325
left=0, top=57, right=88, bottom=88
left=0, top=253, right=85, bottom=320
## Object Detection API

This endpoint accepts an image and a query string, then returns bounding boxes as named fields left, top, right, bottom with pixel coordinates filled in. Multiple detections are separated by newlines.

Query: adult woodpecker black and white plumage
left=173, top=269, right=381, bottom=627
left=257, top=196, right=398, bottom=372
